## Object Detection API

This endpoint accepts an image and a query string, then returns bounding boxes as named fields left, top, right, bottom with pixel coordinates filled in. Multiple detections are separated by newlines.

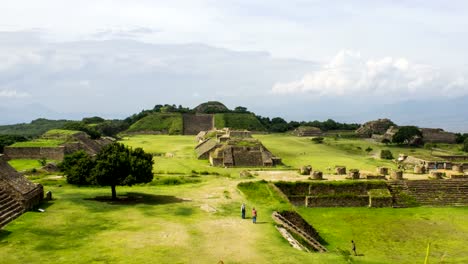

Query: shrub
left=380, top=149, right=394, bottom=160
left=37, top=157, right=47, bottom=166
left=392, top=126, right=422, bottom=144
left=365, top=147, right=373, bottom=154
left=59, top=151, right=95, bottom=185
left=463, top=138, right=468, bottom=152
left=311, top=137, right=324, bottom=144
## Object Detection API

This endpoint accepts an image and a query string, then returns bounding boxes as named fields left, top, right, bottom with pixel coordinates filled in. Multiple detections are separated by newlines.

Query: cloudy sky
left=1, top=1, right=468, bottom=131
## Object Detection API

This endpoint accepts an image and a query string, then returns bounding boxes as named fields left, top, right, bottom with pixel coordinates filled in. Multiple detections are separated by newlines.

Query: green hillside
left=126, top=113, right=183, bottom=135
left=0, top=118, right=73, bottom=137
left=214, top=113, right=265, bottom=131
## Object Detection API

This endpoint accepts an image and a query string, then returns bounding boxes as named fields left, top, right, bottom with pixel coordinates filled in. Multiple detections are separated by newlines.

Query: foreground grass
left=2, top=134, right=467, bottom=263
left=0, top=176, right=343, bottom=264
left=299, top=207, right=468, bottom=263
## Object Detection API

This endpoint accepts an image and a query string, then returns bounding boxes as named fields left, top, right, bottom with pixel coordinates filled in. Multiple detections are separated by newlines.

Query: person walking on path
left=241, top=203, right=246, bottom=219
left=351, top=240, right=357, bottom=256
left=252, top=207, right=257, bottom=224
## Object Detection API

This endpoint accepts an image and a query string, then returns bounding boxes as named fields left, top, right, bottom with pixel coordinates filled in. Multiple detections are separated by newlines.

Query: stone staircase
left=183, top=114, right=214, bottom=135
left=272, top=211, right=327, bottom=252
left=387, top=179, right=468, bottom=207
left=0, top=188, right=25, bottom=228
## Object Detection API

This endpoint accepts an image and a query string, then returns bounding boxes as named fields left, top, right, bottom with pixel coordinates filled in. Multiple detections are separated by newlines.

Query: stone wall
left=183, top=114, right=214, bottom=135
left=232, top=147, right=264, bottom=166
left=388, top=179, right=468, bottom=207
left=275, top=181, right=389, bottom=207
left=4, top=133, right=113, bottom=160
left=356, top=118, right=395, bottom=137
left=421, top=128, right=456, bottom=143
left=306, top=196, right=369, bottom=207
left=4, top=146, right=65, bottom=160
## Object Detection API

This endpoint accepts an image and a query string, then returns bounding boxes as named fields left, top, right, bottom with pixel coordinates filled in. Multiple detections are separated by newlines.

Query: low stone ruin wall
left=4, top=146, right=66, bottom=160
left=275, top=181, right=389, bottom=207
left=306, top=195, right=369, bottom=207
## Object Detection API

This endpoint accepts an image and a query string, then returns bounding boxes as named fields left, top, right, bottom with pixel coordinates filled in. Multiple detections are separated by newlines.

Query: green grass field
left=9, top=139, right=65, bottom=147
left=126, top=113, right=183, bottom=134
left=8, top=159, right=57, bottom=172
left=2, top=134, right=467, bottom=263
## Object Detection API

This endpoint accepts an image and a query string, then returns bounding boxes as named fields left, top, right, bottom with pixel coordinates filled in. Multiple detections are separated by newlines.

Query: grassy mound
left=126, top=113, right=183, bottom=135
left=42, top=129, right=81, bottom=139
left=9, top=129, right=81, bottom=147
left=214, top=113, right=265, bottom=131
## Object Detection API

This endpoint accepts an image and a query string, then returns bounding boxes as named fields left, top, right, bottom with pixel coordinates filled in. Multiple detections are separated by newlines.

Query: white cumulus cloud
left=272, top=50, right=468, bottom=99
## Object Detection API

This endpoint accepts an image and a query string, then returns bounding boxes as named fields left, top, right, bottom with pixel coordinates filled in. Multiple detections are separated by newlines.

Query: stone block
left=299, top=165, right=312, bottom=175
left=452, top=164, right=464, bottom=173
left=376, top=167, right=389, bottom=175
left=311, top=171, right=323, bottom=180
left=335, top=166, right=346, bottom=175
left=429, top=171, right=444, bottom=179
left=414, top=165, right=426, bottom=174
left=390, top=170, right=403, bottom=180
left=348, top=170, right=360, bottom=180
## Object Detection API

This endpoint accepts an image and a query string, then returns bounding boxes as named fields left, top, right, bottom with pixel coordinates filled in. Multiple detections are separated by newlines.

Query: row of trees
left=256, top=116, right=360, bottom=133
left=0, top=135, right=28, bottom=153
left=59, top=143, right=154, bottom=200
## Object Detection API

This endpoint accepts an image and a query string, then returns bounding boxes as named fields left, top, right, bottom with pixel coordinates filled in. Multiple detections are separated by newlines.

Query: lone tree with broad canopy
left=92, top=143, right=154, bottom=200
left=392, top=126, right=422, bottom=145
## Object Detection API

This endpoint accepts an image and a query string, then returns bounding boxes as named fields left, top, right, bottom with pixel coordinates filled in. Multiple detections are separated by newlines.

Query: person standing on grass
left=241, top=203, right=246, bottom=219
left=351, top=240, right=357, bottom=256
left=252, top=207, right=257, bottom=224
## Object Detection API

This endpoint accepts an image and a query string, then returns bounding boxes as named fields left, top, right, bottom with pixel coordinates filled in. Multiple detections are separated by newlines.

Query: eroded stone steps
left=387, top=180, right=468, bottom=207
left=272, top=211, right=327, bottom=253
left=0, top=189, right=25, bottom=228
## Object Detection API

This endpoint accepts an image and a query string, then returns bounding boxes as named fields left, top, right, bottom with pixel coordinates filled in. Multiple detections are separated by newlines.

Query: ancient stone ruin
left=378, top=126, right=457, bottom=144
left=4, top=131, right=113, bottom=161
left=420, top=128, right=457, bottom=143
left=182, top=114, right=214, bottom=135
left=195, top=129, right=281, bottom=167
left=387, top=179, right=468, bottom=207
left=0, top=154, right=43, bottom=228
left=356, top=118, right=395, bottom=138
left=275, top=177, right=468, bottom=208
left=272, top=211, right=327, bottom=252
left=275, top=181, right=392, bottom=208
left=292, top=126, right=322, bottom=137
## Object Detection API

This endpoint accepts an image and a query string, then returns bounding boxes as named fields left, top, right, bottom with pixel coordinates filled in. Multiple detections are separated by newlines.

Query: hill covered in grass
left=214, top=113, right=266, bottom=131
left=0, top=118, right=73, bottom=137
left=126, top=113, right=183, bottom=135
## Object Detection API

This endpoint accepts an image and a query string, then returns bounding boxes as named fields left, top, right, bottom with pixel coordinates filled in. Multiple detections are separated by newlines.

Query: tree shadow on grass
left=0, top=230, right=12, bottom=241
left=84, top=192, right=187, bottom=206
